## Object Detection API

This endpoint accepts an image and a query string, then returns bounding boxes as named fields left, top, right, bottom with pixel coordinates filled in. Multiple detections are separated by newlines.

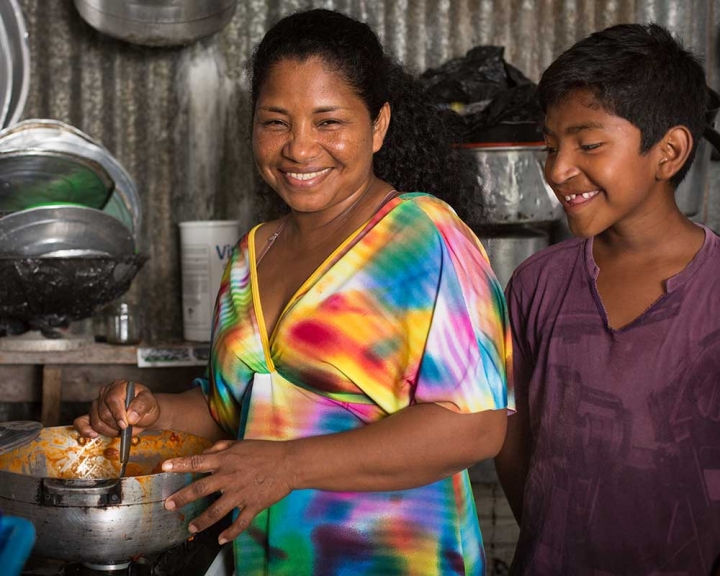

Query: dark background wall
left=15, top=0, right=719, bottom=343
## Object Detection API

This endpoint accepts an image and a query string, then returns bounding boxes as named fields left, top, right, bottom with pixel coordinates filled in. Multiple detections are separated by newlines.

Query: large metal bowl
left=0, top=205, right=135, bottom=258
left=73, top=0, right=237, bottom=47
left=0, top=426, right=214, bottom=564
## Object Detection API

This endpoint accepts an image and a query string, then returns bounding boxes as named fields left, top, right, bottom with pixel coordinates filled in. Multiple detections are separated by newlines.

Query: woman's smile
left=252, top=57, right=389, bottom=216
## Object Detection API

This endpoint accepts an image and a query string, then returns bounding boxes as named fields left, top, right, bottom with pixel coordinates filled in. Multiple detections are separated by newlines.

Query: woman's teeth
left=287, top=169, right=330, bottom=180
left=564, top=190, right=599, bottom=202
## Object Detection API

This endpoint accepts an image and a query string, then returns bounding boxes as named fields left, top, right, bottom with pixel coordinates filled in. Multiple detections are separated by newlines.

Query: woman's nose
left=283, top=124, right=318, bottom=161
left=545, top=149, right=580, bottom=187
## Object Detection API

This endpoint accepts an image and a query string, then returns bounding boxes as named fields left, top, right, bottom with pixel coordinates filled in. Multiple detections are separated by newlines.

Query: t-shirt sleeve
left=193, top=238, right=247, bottom=437
left=412, top=199, right=514, bottom=414
left=504, top=272, right=534, bottom=406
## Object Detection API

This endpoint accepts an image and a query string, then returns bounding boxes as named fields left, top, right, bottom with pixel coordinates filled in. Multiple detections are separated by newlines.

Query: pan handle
left=40, top=478, right=122, bottom=507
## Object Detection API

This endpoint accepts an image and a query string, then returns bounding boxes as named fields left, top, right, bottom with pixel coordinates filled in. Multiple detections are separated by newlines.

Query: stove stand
left=21, top=515, right=231, bottom=576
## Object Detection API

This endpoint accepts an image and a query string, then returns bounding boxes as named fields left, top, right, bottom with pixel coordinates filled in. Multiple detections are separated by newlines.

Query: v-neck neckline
left=248, top=195, right=404, bottom=370
left=584, top=224, right=712, bottom=335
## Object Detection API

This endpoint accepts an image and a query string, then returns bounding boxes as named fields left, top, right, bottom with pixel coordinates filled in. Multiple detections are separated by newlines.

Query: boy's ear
left=656, top=126, right=693, bottom=182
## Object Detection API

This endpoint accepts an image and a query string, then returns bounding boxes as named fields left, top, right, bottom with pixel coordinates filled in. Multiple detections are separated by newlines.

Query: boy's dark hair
left=250, top=8, right=479, bottom=220
left=538, top=23, right=708, bottom=188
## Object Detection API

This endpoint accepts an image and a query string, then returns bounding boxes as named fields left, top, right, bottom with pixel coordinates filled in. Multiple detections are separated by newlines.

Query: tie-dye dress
left=198, top=192, right=513, bottom=576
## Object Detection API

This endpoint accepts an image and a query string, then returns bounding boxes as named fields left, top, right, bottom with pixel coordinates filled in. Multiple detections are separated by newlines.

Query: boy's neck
left=593, top=198, right=704, bottom=262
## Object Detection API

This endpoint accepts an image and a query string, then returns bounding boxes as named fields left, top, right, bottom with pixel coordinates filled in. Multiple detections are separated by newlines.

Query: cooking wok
left=0, top=425, right=215, bottom=564
left=0, top=253, right=147, bottom=336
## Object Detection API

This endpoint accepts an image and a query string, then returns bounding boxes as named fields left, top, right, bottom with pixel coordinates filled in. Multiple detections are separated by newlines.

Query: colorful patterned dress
left=198, top=192, right=513, bottom=575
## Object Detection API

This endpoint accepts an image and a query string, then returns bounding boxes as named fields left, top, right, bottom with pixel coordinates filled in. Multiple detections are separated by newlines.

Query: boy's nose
left=545, top=150, right=581, bottom=186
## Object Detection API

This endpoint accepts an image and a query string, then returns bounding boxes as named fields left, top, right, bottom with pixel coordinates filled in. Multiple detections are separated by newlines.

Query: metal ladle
left=118, top=381, right=135, bottom=478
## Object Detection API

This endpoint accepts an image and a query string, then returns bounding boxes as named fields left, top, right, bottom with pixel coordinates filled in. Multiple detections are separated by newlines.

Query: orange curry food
left=0, top=427, right=211, bottom=480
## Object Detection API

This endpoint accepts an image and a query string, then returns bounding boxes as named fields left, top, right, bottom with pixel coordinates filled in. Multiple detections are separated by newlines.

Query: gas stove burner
left=82, top=561, right=131, bottom=572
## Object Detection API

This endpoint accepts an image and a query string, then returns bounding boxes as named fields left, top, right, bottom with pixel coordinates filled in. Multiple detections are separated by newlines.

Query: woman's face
left=252, top=57, right=390, bottom=215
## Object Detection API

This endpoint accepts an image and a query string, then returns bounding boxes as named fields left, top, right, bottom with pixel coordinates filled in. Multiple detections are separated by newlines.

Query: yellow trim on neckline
left=248, top=224, right=275, bottom=371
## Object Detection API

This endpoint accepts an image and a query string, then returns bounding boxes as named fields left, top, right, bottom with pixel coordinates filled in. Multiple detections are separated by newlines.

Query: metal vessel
left=460, top=144, right=563, bottom=226
left=73, top=0, right=238, bottom=47
left=0, top=426, right=215, bottom=565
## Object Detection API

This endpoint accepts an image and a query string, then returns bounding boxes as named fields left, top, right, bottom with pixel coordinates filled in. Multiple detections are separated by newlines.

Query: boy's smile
left=542, top=89, right=669, bottom=238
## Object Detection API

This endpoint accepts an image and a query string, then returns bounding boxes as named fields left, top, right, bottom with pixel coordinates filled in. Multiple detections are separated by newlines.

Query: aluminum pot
left=0, top=426, right=214, bottom=564
left=477, top=226, right=549, bottom=288
left=73, top=0, right=238, bottom=47
left=460, top=144, right=564, bottom=226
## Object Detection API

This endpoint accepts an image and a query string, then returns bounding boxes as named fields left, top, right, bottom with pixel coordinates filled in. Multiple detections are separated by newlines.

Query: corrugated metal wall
left=15, top=0, right=719, bottom=343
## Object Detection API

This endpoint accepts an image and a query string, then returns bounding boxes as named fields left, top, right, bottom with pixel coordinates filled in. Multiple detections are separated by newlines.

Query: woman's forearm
left=287, top=403, right=507, bottom=492
left=153, top=387, right=231, bottom=442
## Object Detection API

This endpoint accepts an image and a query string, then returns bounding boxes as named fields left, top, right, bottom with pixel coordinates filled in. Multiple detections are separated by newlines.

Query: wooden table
left=0, top=343, right=207, bottom=426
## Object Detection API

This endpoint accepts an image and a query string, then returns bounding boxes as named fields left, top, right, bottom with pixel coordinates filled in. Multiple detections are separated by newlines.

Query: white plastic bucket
left=179, top=220, right=241, bottom=342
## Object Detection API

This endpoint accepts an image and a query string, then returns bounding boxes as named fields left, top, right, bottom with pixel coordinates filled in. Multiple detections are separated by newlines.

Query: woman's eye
left=542, top=146, right=557, bottom=155
left=318, top=119, right=342, bottom=127
left=260, top=119, right=286, bottom=128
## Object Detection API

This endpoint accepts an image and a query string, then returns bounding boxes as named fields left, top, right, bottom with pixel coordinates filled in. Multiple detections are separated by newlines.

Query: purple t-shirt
left=506, top=224, right=720, bottom=575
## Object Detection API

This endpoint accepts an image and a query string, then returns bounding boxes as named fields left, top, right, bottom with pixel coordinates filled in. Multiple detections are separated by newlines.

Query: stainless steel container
left=477, top=227, right=549, bottom=288
left=73, top=0, right=238, bottom=47
left=0, top=205, right=136, bottom=258
left=460, top=144, right=563, bottom=226
left=0, top=426, right=214, bottom=564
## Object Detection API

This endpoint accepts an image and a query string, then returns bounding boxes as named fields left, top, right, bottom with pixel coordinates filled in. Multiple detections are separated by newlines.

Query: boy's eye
left=580, top=143, right=602, bottom=151
left=542, top=145, right=557, bottom=155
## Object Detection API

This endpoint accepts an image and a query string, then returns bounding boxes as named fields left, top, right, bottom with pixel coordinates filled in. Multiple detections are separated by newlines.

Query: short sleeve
left=504, top=273, right=534, bottom=405
left=193, top=236, right=252, bottom=437
left=411, top=197, right=514, bottom=414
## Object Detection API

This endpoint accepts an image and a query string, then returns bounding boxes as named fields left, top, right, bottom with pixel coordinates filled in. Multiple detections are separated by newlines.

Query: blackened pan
left=0, top=254, right=147, bottom=336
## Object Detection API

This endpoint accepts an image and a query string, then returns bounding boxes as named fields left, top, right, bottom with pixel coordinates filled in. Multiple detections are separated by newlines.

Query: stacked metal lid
left=0, top=0, right=29, bottom=131
left=0, top=119, right=142, bottom=255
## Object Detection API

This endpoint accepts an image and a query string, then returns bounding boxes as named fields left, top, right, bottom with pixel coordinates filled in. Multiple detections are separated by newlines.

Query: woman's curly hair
left=249, top=8, right=481, bottom=222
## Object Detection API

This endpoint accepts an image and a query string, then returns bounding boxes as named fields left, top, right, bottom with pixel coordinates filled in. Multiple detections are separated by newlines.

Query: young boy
left=495, top=23, right=720, bottom=575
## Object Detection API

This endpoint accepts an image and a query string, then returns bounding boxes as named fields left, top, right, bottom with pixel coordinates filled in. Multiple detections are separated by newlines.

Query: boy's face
left=542, top=89, right=667, bottom=238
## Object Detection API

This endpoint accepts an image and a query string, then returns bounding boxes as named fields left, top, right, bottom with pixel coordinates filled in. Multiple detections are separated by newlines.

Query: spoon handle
left=119, top=381, right=135, bottom=477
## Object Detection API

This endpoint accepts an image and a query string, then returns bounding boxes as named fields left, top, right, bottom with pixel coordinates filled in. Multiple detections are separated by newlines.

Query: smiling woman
left=74, top=8, right=514, bottom=576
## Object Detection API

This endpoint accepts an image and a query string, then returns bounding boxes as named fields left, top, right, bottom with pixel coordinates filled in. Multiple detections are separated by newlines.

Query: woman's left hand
left=162, top=439, right=296, bottom=544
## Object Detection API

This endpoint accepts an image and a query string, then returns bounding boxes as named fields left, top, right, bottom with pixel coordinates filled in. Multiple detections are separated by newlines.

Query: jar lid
left=0, top=420, right=42, bottom=455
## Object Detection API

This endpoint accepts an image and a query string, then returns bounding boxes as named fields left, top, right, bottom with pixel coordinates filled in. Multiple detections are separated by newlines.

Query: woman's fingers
left=203, top=440, right=235, bottom=454
left=219, top=508, right=257, bottom=544
left=104, top=379, right=136, bottom=428
left=73, top=414, right=98, bottom=438
left=189, top=494, right=246, bottom=535
left=73, top=379, right=160, bottom=437
left=164, top=459, right=224, bottom=510
left=128, top=389, right=160, bottom=428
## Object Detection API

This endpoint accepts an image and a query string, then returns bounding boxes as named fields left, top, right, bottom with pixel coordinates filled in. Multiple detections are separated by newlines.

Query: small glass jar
left=105, top=302, right=142, bottom=345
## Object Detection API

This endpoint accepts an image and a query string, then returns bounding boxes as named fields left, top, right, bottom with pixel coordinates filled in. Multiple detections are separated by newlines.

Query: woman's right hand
left=73, top=379, right=161, bottom=438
